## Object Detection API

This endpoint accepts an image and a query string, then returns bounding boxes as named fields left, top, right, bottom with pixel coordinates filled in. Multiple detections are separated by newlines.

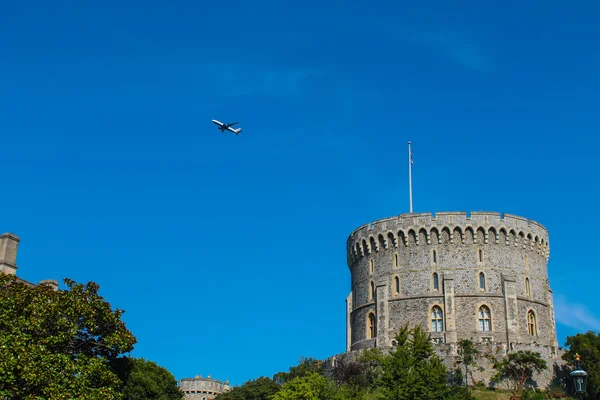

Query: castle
left=333, top=211, right=562, bottom=387
left=0, top=232, right=58, bottom=289
left=178, top=375, right=230, bottom=400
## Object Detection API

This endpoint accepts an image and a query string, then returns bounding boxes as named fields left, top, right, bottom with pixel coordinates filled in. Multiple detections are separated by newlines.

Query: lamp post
left=569, top=353, right=587, bottom=399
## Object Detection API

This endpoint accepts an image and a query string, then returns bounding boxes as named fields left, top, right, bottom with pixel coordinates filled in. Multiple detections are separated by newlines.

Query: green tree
left=331, top=354, right=379, bottom=398
left=111, top=357, right=184, bottom=400
left=214, top=376, right=280, bottom=400
left=0, top=274, right=137, bottom=399
left=274, top=357, right=324, bottom=385
left=491, top=350, right=547, bottom=395
left=457, top=338, right=479, bottom=397
left=271, top=372, right=338, bottom=400
left=563, top=330, right=600, bottom=399
left=369, top=323, right=452, bottom=400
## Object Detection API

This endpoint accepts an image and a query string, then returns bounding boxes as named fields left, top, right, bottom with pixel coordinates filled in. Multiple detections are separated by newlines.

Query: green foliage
left=0, top=274, right=137, bottom=399
left=331, top=353, right=379, bottom=398
left=520, top=388, right=548, bottom=400
left=457, top=338, right=480, bottom=395
left=369, top=323, right=452, bottom=400
left=111, top=357, right=184, bottom=400
left=272, top=372, right=338, bottom=400
left=274, top=357, right=324, bottom=385
left=491, top=350, right=547, bottom=394
left=214, top=376, right=280, bottom=400
left=458, top=339, right=479, bottom=367
left=563, top=330, right=600, bottom=399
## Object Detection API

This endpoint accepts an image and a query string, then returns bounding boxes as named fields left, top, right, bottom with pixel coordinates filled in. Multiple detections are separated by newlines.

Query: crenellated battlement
left=347, top=212, right=550, bottom=264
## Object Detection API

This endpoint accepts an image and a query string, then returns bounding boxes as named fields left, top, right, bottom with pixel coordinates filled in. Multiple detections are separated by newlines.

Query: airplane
left=212, top=119, right=242, bottom=135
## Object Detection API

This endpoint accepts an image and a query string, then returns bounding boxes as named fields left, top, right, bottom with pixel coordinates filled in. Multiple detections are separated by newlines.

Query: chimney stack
left=0, top=233, right=20, bottom=275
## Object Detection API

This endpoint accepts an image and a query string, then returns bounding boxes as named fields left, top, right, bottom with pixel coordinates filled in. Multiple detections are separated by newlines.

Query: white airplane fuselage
left=212, top=119, right=242, bottom=135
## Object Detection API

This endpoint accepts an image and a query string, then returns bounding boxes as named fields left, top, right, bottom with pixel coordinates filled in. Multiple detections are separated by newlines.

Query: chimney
left=38, top=279, right=59, bottom=291
left=0, top=233, right=20, bottom=275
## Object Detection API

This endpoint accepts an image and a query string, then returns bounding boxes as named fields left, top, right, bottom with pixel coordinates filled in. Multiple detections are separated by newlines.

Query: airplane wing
left=227, top=122, right=238, bottom=126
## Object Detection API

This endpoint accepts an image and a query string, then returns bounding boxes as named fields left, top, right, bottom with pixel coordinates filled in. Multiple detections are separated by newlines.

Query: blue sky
left=2, top=0, right=600, bottom=387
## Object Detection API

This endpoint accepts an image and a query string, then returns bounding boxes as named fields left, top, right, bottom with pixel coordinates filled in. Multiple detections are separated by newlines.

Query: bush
left=521, top=388, right=547, bottom=400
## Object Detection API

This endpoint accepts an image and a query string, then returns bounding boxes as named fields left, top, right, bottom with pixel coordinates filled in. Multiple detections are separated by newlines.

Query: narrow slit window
left=526, top=278, right=531, bottom=297
left=394, top=276, right=400, bottom=295
left=527, top=310, right=537, bottom=336
left=433, top=250, right=437, bottom=263
left=433, top=273, right=439, bottom=290
left=479, top=272, right=486, bottom=290
left=369, top=281, right=375, bottom=300
left=479, top=249, right=483, bottom=262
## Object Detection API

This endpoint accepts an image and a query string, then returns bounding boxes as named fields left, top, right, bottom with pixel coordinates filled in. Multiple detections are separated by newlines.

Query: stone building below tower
left=178, top=375, right=230, bottom=400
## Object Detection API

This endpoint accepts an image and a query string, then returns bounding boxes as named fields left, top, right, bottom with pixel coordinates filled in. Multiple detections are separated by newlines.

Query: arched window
left=367, top=312, right=376, bottom=338
left=478, top=305, right=491, bottom=331
left=479, top=272, right=486, bottom=290
left=433, top=250, right=437, bottom=263
left=369, top=259, right=374, bottom=274
left=369, top=281, right=375, bottom=301
left=433, top=273, right=439, bottom=290
left=431, top=306, right=443, bottom=332
left=527, top=310, right=537, bottom=336
left=479, top=249, right=483, bottom=263
left=525, top=278, right=531, bottom=297
left=394, top=276, right=400, bottom=295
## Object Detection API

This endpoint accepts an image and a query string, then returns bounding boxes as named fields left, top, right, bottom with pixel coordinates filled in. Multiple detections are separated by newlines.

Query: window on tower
left=527, top=310, right=537, bottom=336
left=478, top=305, right=491, bottom=331
left=367, top=312, right=376, bottom=338
left=431, top=306, right=443, bottom=332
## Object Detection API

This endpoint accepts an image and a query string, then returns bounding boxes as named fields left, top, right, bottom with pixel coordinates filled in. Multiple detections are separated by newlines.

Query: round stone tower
left=345, top=211, right=559, bottom=357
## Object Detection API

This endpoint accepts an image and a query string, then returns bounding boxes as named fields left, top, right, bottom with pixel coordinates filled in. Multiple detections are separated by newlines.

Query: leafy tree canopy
left=366, top=323, right=452, bottom=400
left=214, top=376, right=280, bottom=400
left=563, top=330, right=600, bottom=399
left=492, top=350, right=547, bottom=394
left=273, top=357, right=324, bottom=385
left=0, top=274, right=137, bottom=399
left=111, top=357, right=184, bottom=400
left=272, top=372, right=338, bottom=400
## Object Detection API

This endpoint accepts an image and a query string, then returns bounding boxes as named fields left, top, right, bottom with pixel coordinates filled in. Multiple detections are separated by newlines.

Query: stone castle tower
left=342, top=211, right=560, bottom=383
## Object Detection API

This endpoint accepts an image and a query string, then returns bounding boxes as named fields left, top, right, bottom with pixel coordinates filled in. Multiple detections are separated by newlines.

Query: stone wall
left=178, top=376, right=230, bottom=400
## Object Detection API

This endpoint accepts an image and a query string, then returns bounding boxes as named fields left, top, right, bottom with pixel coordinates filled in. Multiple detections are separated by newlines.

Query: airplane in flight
left=212, top=120, right=242, bottom=135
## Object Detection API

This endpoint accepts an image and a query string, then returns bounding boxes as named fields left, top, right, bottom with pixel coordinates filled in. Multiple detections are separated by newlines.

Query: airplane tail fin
left=235, top=128, right=242, bottom=135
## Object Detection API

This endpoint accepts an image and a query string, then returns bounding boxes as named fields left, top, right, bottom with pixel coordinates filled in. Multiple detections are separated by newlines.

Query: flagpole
left=408, top=141, right=413, bottom=213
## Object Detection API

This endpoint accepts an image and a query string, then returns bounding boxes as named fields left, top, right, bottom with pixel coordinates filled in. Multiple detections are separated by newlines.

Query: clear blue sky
left=2, top=0, right=599, bottom=387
